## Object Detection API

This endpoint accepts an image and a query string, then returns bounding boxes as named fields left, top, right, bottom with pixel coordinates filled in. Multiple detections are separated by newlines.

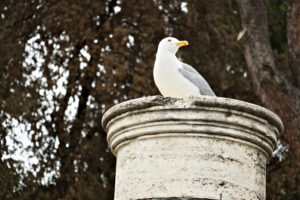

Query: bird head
left=157, top=37, right=189, bottom=54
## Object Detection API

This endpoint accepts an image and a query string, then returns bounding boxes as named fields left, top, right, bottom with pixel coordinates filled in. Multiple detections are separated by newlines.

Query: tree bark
left=287, top=0, right=300, bottom=88
left=235, top=0, right=300, bottom=165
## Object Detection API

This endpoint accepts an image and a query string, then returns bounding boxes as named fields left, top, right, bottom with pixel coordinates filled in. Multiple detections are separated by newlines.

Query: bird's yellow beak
left=176, top=40, right=189, bottom=47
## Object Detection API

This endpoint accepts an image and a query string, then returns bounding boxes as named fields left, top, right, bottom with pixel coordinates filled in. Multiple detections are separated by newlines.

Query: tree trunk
left=287, top=0, right=300, bottom=88
left=235, top=0, right=300, bottom=165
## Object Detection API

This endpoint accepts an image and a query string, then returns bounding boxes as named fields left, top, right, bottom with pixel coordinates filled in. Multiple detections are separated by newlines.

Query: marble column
left=102, top=96, right=283, bottom=200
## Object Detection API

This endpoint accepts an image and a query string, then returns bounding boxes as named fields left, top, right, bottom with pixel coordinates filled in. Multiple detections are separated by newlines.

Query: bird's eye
left=168, top=39, right=171, bottom=42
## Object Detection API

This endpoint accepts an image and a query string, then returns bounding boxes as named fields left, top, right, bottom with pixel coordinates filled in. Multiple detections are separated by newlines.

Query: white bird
left=153, top=37, right=216, bottom=98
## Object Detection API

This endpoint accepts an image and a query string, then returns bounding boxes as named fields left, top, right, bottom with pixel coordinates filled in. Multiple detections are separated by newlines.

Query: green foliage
left=268, top=0, right=288, bottom=53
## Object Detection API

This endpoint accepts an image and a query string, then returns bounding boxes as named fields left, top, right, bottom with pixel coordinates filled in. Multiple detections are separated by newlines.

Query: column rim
left=102, top=95, right=283, bottom=134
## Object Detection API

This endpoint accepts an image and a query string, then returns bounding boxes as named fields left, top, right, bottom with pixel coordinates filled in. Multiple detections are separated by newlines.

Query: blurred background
left=0, top=0, right=299, bottom=199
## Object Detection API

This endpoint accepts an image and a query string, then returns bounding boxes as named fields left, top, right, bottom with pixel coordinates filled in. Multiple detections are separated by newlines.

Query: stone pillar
left=102, top=96, right=283, bottom=200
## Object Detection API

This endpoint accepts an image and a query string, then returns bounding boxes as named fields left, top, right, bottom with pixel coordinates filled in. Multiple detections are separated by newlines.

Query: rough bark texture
left=236, top=0, right=300, bottom=166
left=287, top=0, right=300, bottom=87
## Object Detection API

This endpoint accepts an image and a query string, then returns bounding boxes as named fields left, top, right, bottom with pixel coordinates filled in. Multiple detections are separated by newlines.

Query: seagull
left=153, top=37, right=216, bottom=98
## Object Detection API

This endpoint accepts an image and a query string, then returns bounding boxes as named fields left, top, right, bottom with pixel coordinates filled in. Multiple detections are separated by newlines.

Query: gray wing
left=178, top=62, right=216, bottom=96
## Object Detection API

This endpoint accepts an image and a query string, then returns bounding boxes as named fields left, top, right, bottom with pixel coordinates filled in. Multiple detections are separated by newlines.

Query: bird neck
left=156, top=50, right=177, bottom=60
left=155, top=50, right=180, bottom=72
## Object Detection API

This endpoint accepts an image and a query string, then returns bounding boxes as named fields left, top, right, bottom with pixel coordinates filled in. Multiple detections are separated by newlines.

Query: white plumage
left=153, top=37, right=216, bottom=98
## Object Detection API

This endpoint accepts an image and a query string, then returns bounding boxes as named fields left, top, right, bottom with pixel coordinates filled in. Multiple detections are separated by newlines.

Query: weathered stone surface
left=138, top=198, right=211, bottom=200
left=102, top=96, right=283, bottom=200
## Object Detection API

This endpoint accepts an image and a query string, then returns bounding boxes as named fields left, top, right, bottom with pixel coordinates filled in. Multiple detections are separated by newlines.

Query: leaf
left=237, top=28, right=247, bottom=41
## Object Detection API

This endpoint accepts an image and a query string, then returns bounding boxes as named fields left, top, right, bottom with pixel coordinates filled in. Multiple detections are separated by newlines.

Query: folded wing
left=178, top=62, right=216, bottom=96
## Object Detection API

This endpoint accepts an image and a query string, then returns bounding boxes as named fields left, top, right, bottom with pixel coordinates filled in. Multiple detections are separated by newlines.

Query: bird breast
left=153, top=55, right=200, bottom=98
